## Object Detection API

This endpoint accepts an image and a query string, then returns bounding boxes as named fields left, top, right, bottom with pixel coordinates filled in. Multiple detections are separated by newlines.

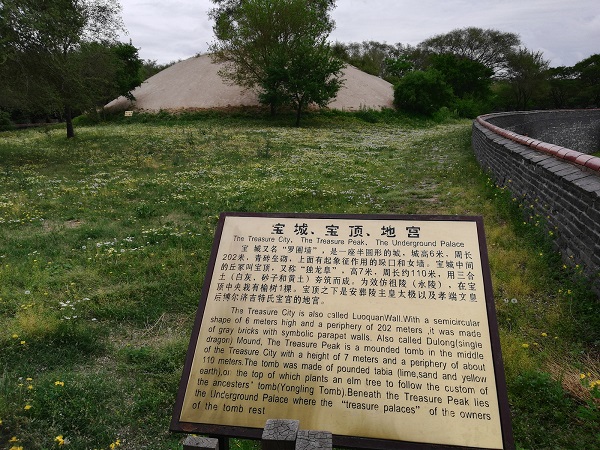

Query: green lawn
left=0, top=112, right=598, bottom=449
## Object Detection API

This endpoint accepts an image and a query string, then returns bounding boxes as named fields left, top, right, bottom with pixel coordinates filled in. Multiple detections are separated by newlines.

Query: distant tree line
left=2, top=1, right=598, bottom=132
left=334, top=27, right=599, bottom=117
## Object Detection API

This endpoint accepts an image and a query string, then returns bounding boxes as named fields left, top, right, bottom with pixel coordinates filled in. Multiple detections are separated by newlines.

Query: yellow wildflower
left=541, top=332, right=547, bottom=337
left=521, top=343, right=529, bottom=349
left=24, top=404, right=31, bottom=411
left=580, top=373, right=586, bottom=380
left=55, top=380, right=65, bottom=386
left=55, top=435, right=65, bottom=446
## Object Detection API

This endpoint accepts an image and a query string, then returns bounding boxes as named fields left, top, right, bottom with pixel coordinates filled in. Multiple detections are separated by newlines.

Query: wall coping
left=476, top=112, right=600, bottom=173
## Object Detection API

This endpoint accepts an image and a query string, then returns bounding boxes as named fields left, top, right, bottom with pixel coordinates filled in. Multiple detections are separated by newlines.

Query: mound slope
left=105, top=54, right=394, bottom=112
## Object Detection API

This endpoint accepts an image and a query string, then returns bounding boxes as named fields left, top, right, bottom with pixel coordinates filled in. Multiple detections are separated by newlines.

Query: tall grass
left=0, top=111, right=597, bottom=449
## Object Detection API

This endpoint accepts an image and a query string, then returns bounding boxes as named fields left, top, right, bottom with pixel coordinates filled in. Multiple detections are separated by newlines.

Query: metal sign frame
left=171, top=212, right=514, bottom=450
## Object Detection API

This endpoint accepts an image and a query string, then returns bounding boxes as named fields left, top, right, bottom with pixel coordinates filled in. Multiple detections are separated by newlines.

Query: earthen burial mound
left=105, top=54, right=394, bottom=112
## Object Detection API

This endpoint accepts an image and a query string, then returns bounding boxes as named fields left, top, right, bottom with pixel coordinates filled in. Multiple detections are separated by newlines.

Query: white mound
left=105, top=54, right=394, bottom=112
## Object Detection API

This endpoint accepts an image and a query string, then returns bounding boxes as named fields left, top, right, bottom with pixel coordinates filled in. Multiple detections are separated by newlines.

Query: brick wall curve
left=472, top=110, right=600, bottom=295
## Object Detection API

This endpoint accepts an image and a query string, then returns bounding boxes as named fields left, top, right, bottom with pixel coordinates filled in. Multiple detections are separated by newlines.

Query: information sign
left=171, top=213, right=514, bottom=449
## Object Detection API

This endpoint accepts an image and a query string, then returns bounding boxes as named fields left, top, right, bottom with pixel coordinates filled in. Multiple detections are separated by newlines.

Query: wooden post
left=295, top=430, right=332, bottom=450
left=182, top=436, right=219, bottom=450
left=261, top=419, right=300, bottom=450
left=216, top=435, right=229, bottom=450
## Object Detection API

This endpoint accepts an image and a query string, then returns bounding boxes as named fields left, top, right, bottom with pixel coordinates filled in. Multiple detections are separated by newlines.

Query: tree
left=383, top=54, right=413, bottom=84
left=419, top=27, right=521, bottom=76
left=546, top=66, right=578, bottom=109
left=0, top=0, right=136, bottom=137
left=429, top=53, right=493, bottom=99
left=274, top=38, right=344, bottom=126
left=332, top=40, right=405, bottom=79
left=573, top=54, right=600, bottom=107
left=110, top=41, right=144, bottom=102
left=209, top=0, right=343, bottom=123
left=393, top=69, right=454, bottom=116
left=503, top=48, right=550, bottom=110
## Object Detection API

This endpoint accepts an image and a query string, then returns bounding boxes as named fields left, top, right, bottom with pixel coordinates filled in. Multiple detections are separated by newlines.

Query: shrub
left=0, top=110, right=14, bottom=131
left=393, top=69, right=454, bottom=116
left=452, top=96, right=489, bottom=119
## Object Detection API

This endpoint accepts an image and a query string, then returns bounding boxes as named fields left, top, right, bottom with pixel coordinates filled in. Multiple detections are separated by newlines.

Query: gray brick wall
left=471, top=111, right=600, bottom=295
left=483, top=110, right=600, bottom=154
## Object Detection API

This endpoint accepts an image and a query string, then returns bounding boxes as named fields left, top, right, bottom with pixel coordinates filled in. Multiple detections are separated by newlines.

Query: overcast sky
left=119, top=0, right=599, bottom=68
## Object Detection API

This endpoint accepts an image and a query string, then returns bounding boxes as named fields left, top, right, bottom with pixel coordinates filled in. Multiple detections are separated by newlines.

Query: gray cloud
left=120, top=0, right=599, bottom=67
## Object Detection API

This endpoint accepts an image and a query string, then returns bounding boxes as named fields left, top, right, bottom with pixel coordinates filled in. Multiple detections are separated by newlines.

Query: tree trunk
left=65, top=105, right=75, bottom=138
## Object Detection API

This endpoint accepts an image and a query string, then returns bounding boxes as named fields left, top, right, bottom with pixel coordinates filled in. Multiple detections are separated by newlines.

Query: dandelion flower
left=55, top=380, right=65, bottom=386
left=580, top=373, right=586, bottom=380
left=521, top=343, right=529, bottom=349
left=12, top=334, right=18, bottom=339
left=541, top=332, right=547, bottom=337
left=55, top=435, right=65, bottom=446
left=24, top=404, right=32, bottom=411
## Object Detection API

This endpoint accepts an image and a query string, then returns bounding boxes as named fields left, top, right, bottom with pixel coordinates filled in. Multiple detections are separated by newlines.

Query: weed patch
left=0, top=114, right=598, bottom=448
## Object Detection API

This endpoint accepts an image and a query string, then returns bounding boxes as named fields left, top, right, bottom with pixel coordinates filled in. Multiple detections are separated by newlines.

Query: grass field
left=0, top=111, right=598, bottom=449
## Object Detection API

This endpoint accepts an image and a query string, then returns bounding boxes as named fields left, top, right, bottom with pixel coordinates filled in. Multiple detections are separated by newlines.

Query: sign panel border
left=171, top=212, right=514, bottom=450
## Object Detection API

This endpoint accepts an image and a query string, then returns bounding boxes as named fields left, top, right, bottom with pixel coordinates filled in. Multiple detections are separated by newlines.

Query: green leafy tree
left=573, top=54, right=600, bottom=107
left=426, top=53, right=494, bottom=117
left=393, top=69, right=454, bottom=116
left=0, top=0, right=136, bottom=137
left=503, top=48, right=550, bottom=110
left=273, top=38, right=344, bottom=126
left=332, top=40, right=405, bottom=80
left=546, top=66, right=579, bottom=109
left=419, top=27, right=521, bottom=76
left=110, top=41, right=144, bottom=102
left=383, top=54, right=413, bottom=84
left=209, top=0, right=343, bottom=123
left=429, top=53, right=493, bottom=99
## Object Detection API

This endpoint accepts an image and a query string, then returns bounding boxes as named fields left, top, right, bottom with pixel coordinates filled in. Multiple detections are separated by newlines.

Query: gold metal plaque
left=172, top=213, right=513, bottom=449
